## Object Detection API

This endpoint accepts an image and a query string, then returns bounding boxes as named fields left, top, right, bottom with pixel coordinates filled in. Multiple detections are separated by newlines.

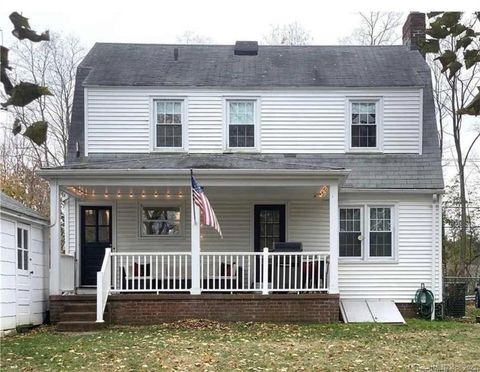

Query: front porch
left=43, top=169, right=344, bottom=325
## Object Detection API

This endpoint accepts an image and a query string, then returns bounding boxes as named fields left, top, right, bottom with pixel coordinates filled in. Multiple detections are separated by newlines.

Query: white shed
left=0, top=193, right=49, bottom=333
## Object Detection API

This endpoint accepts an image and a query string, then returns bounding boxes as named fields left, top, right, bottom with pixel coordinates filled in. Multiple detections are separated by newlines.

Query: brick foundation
left=107, top=293, right=340, bottom=324
left=395, top=302, right=418, bottom=318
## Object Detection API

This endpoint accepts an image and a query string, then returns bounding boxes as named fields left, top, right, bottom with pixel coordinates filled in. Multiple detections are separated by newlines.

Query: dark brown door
left=254, top=205, right=286, bottom=252
left=80, top=206, right=112, bottom=286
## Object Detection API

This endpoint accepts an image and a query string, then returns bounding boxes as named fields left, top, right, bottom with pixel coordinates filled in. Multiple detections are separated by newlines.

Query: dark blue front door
left=80, top=206, right=112, bottom=286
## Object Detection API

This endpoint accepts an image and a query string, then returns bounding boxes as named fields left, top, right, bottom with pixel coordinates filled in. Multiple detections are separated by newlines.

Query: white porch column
left=190, top=195, right=201, bottom=295
left=49, top=179, right=61, bottom=295
left=328, top=182, right=339, bottom=294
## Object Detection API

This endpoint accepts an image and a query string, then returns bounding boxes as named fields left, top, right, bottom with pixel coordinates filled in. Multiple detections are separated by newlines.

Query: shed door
left=16, top=224, right=31, bottom=326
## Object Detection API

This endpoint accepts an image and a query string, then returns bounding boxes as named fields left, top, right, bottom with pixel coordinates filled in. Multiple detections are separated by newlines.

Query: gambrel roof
left=80, top=43, right=426, bottom=88
left=61, top=43, right=443, bottom=191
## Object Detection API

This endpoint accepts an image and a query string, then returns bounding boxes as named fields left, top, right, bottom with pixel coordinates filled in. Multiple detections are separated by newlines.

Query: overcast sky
left=1, top=0, right=477, bottom=49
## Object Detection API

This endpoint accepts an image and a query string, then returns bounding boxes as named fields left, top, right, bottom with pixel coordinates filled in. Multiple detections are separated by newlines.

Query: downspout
left=431, top=193, right=438, bottom=320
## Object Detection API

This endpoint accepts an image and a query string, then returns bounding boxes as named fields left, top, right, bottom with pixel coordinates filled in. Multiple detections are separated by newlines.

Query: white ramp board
left=340, top=299, right=406, bottom=324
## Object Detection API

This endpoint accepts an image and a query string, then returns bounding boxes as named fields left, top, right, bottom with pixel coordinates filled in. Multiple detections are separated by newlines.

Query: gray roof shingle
left=0, top=192, right=48, bottom=222
left=80, top=43, right=426, bottom=88
left=63, top=42, right=443, bottom=190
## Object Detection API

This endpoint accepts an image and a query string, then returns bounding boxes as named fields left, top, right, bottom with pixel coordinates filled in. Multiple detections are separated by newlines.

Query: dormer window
left=226, top=99, right=258, bottom=150
left=154, top=100, right=184, bottom=149
left=347, top=99, right=382, bottom=152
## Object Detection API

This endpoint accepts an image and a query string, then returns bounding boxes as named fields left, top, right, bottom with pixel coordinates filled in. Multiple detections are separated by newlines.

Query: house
left=39, top=13, right=443, bottom=330
left=0, top=193, right=49, bottom=334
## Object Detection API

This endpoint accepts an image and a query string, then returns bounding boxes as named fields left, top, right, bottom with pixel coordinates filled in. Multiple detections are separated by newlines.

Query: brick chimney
left=402, top=12, right=426, bottom=56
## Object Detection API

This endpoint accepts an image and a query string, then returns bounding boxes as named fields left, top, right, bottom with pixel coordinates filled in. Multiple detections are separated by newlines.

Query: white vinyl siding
left=66, top=197, right=77, bottom=255
left=338, top=193, right=442, bottom=302
left=64, top=192, right=441, bottom=303
left=0, top=216, right=48, bottom=332
left=85, top=88, right=422, bottom=154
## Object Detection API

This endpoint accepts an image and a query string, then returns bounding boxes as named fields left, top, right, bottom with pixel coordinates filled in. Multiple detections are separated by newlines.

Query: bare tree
left=424, top=13, right=480, bottom=276
left=7, top=33, right=84, bottom=167
left=176, top=30, right=213, bottom=44
left=340, top=12, right=403, bottom=45
left=1, top=32, right=83, bottom=214
left=0, top=125, right=50, bottom=214
left=262, top=22, right=312, bottom=45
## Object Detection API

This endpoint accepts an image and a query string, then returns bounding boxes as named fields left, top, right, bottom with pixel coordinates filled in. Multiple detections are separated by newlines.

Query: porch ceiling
left=63, top=185, right=330, bottom=201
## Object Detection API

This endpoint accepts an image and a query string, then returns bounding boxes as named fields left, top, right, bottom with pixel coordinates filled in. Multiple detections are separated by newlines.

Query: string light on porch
left=314, top=185, right=329, bottom=199
left=141, top=191, right=146, bottom=198
left=117, top=191, right=121, bottom=198
left=154, top=191, right=159, bottom=198
left=129, top=191, right=133, bottom=198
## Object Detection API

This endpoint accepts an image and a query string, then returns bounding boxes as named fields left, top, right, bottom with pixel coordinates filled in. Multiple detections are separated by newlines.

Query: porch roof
left=39, top=152, right=444, bottom=190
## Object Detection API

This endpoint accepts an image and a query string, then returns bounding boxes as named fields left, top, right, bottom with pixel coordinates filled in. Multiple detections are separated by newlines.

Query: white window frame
left=345, top=98, right=383, bottom=153
left=339, top=206, right=364, bottom=261
left=16, top=223, right=30, bottom=271
left=224, top=98, right=260, bottom=152
left=138, top=202, right=185, bottom=238
left=339, top=203, right=397, bottom=263
left=366, top=205, right=396, bottom=261
left=151, top=98, right=187, bottom=152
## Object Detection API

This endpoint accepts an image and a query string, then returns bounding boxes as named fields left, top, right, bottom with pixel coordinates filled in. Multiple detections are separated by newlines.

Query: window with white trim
left=154, top=100, right=183, bottom=148
left=17, top=226, right=29, bottom=270
left=339, top=207, right=362, bottom=257
left=339, top=205, right=395, bottom=260
left=140, top=205, right=182, bottom=236
left=350, top=101, right=378, bottom=148
left=227, top=100, right=256, bottom=148
left=369, top=207, right=392, bottom=257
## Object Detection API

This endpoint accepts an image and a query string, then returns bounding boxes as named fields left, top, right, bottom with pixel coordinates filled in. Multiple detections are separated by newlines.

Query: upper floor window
left=227, top=100, right=256, bottom=149
left=155, top=100, right=183, bottom=149
left=350, top=101, right=378, bottom=149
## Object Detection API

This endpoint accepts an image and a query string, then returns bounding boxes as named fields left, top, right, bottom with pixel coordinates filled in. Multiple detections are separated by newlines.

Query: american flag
left=191, top=171, right=223, bottom=238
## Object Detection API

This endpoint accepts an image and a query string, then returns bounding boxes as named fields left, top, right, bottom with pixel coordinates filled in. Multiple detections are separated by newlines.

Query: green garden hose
left=414, top=283, right=435, bottom=319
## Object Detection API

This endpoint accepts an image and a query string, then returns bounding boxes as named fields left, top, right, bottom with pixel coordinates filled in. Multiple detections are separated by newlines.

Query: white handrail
left=96, top=248, right=112, bottom=323
left=199, top=249, right=330, bottom=293
left=106, top=250, right=330, bottom=296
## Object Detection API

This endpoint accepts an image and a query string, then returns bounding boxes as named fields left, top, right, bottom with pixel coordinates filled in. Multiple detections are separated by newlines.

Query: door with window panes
left=16, top=224, right=31, bottom=325
left=254, top=205, right=286, bottom=281
left=80, top=206, right=112, bottom=286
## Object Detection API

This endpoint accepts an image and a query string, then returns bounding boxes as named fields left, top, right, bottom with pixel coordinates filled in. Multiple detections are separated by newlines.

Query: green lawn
left=1, top=306, right=479, bottom=371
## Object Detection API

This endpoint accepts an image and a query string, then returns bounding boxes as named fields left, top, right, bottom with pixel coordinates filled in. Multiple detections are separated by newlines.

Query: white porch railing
left=111, top=252, right=192, bottom=292
left=200, top=249, right=329, bottom=292
left=96, top=248, right=330, bottom=322
left=96, top=248, right=111, bottom=322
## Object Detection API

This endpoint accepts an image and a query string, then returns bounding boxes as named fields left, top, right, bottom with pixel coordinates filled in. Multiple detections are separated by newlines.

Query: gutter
left=0, top=209, right=49, bottom=226
left=37, top=168, right=351, bottom=179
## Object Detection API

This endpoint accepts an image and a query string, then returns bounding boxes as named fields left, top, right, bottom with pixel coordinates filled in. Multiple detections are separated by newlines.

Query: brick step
left=61, top=311, right=96, bottom=322
left=56, top=321, right=105, bottom=332
left=64, top=302, right=96, bottom=313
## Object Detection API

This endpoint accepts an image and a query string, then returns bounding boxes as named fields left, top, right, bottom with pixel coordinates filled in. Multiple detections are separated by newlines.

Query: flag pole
left=190, top=169, right=195, bottom=224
